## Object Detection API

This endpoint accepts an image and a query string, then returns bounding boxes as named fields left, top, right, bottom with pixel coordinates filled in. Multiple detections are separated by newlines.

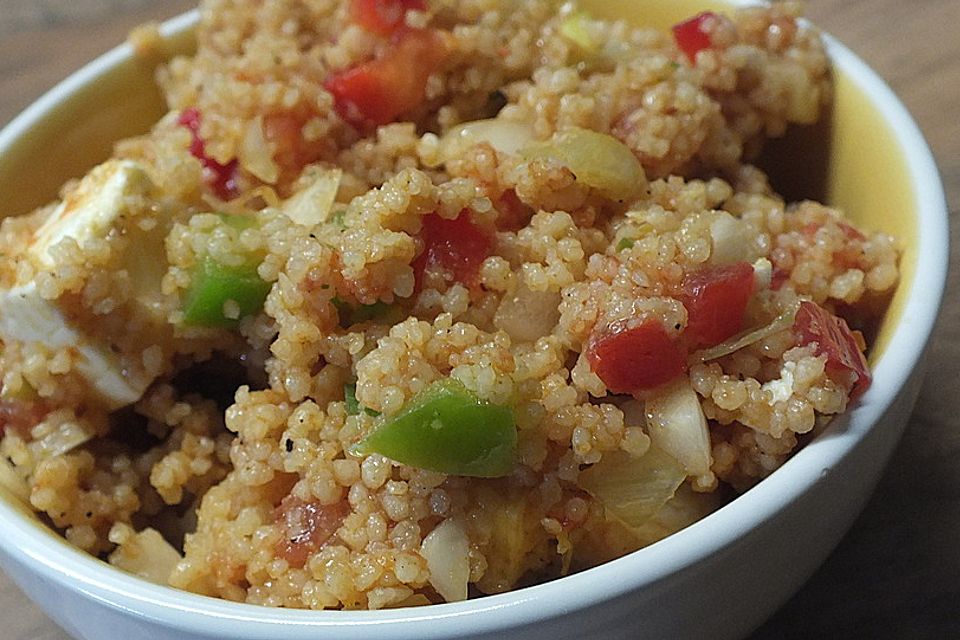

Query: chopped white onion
left=421, top=518, right=470, bottom=602
left=108, top=526, right=182, bottom=585
left=493, top=284, right=560, bottom=343
left=239, top=116, right=280, bottom=184
left=627, top=482, right=725, bottom=546
left=752, top=257, right=773, bottom=290
left=709, top=211, right=751, bottom=265
left=283, top=166, right=342, bottom=226
left=439, top=119, right=536, bottom=162
left=27, top=416, right=94, bottom=460
left=521, top=127, right=647, bottom=202
left=690, top=300, right=801, bottom=364
left=644, top=379, right=713, bottom=481
left=579, top=446, right=686, bottom=529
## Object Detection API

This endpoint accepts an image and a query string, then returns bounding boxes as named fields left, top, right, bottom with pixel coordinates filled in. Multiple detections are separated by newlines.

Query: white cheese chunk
left=0, top=159, right=159, bottom=409
left=0, top=281, right=149, bottom=409
left=30, top=159, right=153, bottom=268
left=762, top=361, right=797, bottom=405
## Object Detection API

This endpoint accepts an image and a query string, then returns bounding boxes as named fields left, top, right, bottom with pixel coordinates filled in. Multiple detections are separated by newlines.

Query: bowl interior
left=0, top=0, right=927, bottom=623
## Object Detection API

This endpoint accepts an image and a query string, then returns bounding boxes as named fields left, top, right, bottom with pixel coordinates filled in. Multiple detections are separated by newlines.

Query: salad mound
left=0, top=0, right=898, bottom=609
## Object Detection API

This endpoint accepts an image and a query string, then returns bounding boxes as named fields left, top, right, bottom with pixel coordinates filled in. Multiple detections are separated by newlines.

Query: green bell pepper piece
left=182, top=255, right=271, bottom=327
left=353, top=378, right=517, bottom=478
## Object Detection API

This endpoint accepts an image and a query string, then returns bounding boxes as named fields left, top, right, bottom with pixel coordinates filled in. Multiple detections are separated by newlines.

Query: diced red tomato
left=672, top=12, right=715, bottom=63
left=324, top=28, right=447, bottom=128
left=793, top=300, right=871, bottom=399
left=680, top=262, right=755, bottom=348
left=350, top=0, right=425, bottom=36
left=412, top=210, right=492, bottom=291
left=585, top=320, right=688, bottom=394
left=177, top=108, right=239, bottom=200
left=274, top=495, right=348, bottom=569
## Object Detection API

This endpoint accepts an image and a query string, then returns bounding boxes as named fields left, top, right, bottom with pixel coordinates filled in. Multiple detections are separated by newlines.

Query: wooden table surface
left=0, top=1, right=957, bottom=637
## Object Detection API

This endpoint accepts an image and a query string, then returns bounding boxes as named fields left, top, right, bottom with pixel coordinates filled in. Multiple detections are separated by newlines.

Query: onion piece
left=390, top=593, right=433, bottom=608
left=283, top=166, right=343, bottom=226
left=709, top=211, right=752, bottom=265
left=474, top=491, right=533, bottom=594
left=559, top=11, right=601, bottom=54
left=209, top=185, right=281, bottom=215
left=521, top=127, right=647, bottom=202
left=579, top=446, right=686, bottom=529
left=644, top=378, right=713, bottom=483
left=108, top=526, right=182, bottom=585
left=439, top=119, right=536, bottom=162
left=628, top=482, right=725, bottom=546
left=690, top=299, right=801, bottom=364
left=421, top=518, right=470, bottom=602
left=752, top=257, right=773, bottom=291
left=27, top=413, right=94, bottom=460
left=239, top=116, right=280, bottom=184
left=493, top=283, right=560, bottom=343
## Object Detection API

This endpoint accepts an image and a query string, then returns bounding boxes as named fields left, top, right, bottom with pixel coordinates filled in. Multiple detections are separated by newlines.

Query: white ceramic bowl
left=0, top=3, right=947, bottom=639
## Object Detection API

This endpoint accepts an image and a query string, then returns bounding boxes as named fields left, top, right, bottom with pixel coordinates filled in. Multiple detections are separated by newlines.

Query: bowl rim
left=0, top=4, right=948, bottom=639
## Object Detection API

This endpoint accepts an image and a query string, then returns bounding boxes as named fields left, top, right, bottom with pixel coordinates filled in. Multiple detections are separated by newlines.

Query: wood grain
left=0, top=1, right=956, bottom=637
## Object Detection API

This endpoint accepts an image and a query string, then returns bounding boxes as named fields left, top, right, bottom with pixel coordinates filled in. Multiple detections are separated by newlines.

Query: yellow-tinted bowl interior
left=0, top=2, right=916, bottom=521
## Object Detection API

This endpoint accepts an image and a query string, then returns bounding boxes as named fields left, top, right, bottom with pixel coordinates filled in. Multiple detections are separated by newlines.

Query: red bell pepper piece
left=324, top=28, right=446, bottom=128
left=794, top=300, right=871, bottom=399
left=672, top=12, right=715, bottom=63
left=586, top=320, right=688, bottom=394
left=412, top=210, right=492, bottom=291
left=679, top=262, right=755, bottom=348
